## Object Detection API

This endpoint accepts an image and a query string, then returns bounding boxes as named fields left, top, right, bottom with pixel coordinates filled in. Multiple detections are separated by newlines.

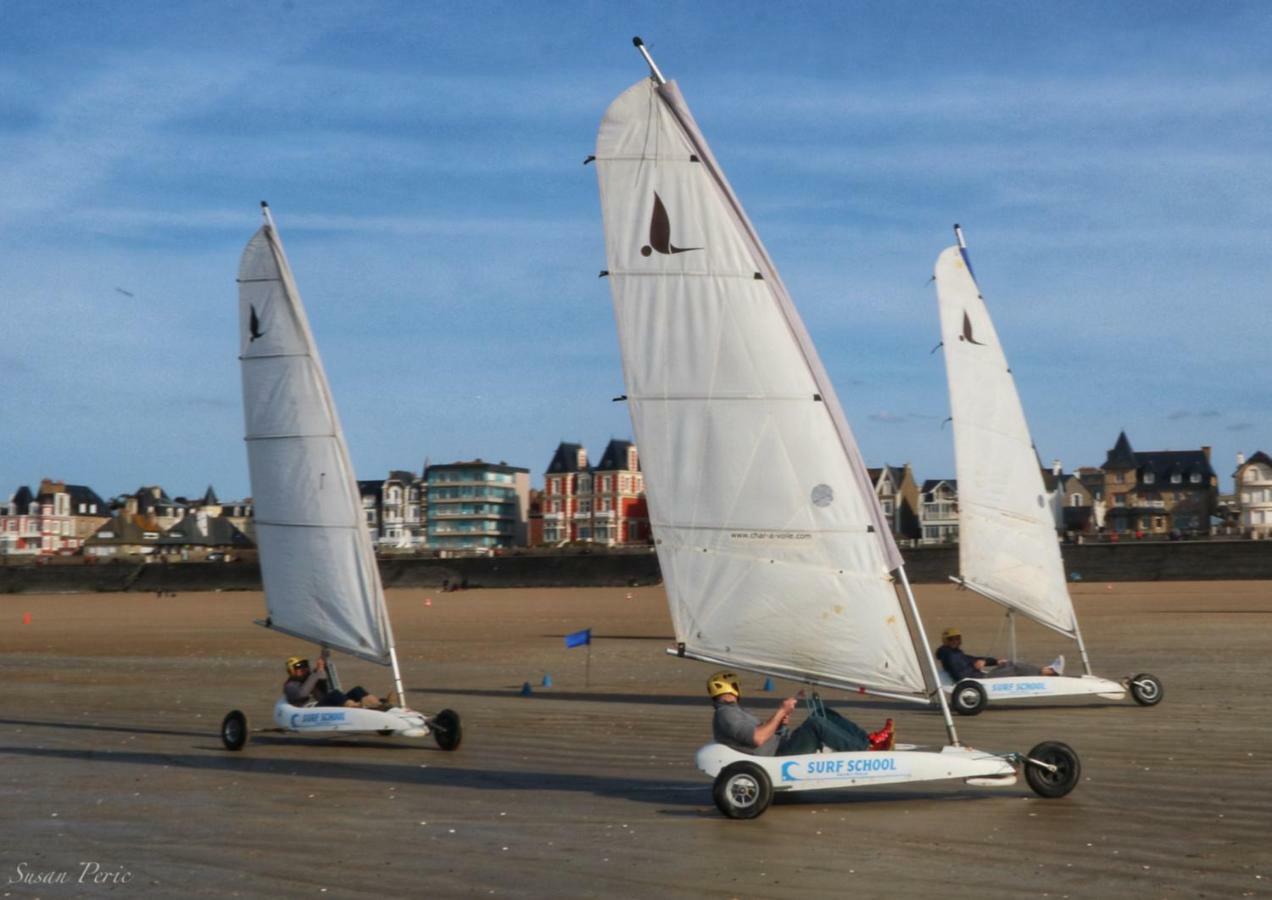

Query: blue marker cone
left=541, top=674, right=553, bottom=688
left=519, top=681, right=533, bottom=696
left=762, top=677, right=775, bottom=692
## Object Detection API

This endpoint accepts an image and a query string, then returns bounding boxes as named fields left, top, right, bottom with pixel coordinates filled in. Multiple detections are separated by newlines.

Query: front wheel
left=1024, top=741, right=1081, bottom=798
left=712, top=761, right=773, bottom=819
left=1129, top=673, right=1163, bottom=706
left=430, top=709, right=462, bottom=751
left=221, top=710, right=248, bottom=751
left=951, top=680, right=987, bottom=716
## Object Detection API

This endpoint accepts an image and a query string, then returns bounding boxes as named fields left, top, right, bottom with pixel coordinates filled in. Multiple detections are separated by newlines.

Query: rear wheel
left=221, top=710, right=247, bottom=751
left=431, top=709, right=462, bottom=751
left=1129, top=673, right=1163, bottom=706
left=712, top=761, right=773, bottom=819
left=1024, top=741, right=1081, bottom=798
left=952, top=680, right=987, bottom=716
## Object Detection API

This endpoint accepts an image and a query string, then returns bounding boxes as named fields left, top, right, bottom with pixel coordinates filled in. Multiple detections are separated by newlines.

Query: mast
left=632, top=37, right=667, bottom=85
left=897, top=567, right=960, bottom=746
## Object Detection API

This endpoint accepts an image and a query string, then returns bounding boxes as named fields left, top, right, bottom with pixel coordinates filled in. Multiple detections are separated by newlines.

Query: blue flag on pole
left=564, top=628, right=592, bottom=648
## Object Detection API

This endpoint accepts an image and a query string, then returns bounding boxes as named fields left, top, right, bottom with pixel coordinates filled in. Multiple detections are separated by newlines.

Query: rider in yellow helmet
left=706, top=669, right=894, bottom=754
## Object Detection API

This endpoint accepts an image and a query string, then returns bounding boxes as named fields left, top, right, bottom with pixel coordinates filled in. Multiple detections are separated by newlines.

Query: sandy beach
left=1, top=581, right=1269, bottom=898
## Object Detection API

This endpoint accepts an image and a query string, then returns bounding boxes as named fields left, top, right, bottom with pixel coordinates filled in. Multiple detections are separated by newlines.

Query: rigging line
left=240, top=352, right=312, bottom=361
left=237, top=277, right=281, bottom=284
left=624, top=393, right=813, bottom=402
left=651, top=522, right=876, bottom=535
left=254, top=521, right=362, bottom=529
left=245, top=433, right=339, bottom=442
left=604, top=271, right=761, bottom=280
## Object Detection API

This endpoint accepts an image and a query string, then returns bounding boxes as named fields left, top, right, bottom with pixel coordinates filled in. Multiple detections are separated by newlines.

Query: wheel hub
left=728, top=775, right=759, bottom=807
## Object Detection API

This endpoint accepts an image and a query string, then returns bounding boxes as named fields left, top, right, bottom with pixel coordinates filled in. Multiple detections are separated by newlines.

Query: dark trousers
left=318, top=686, right=370, bottom=707
left=777, top=706, right=871, bottom=755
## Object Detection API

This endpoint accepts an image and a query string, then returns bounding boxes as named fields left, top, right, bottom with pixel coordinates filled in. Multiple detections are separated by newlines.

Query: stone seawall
left=2, top=540, right=1269, bottom=594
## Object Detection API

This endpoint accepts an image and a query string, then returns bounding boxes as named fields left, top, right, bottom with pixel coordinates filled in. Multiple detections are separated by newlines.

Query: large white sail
left=238, top=210, right=393, bottom=664
left=934, top=241, right=1078, bottom=637
left=595, top=76, right=925, bottom=696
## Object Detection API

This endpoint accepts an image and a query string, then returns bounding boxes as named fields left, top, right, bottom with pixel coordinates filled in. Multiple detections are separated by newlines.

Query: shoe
left=868, top=719, right=895, bottom=751
left=1048, top=655, right=1066, bottom=676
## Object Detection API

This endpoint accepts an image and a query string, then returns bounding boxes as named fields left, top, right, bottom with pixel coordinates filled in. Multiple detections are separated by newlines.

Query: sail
left=933, top=243, right=1078, bottom=637
left=595, top=77, right=925, bottom=696
left=238, top=213, right=393, bottom=664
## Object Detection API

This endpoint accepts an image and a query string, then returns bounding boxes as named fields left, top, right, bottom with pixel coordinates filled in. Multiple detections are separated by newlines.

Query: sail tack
left=934, top=244, right=1078, bottom=637
left=238, top=218, right=393, bottom=664
left=596, top=78, right=925, bottom=696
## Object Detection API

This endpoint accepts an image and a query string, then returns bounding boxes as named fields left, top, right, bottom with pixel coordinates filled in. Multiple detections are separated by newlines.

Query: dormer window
left=1143, top=472, right=1155, bottom=485
left=1190, top=472, right=1201, bottom=484
left=1171, top=473, right=1181, bottom=485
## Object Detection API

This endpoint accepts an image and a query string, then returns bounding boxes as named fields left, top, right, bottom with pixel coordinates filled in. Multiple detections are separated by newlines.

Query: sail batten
left=934, top=243, right=1078, bottom=638
left=597, top=77, right=925, bottom=697
left=238, top=220, right=393, bottom=665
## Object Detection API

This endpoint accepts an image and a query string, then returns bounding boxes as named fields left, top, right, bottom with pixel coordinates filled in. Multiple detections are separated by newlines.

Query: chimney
left=1237, top=452, right=1246, bottom=467
left=1202, top=445, right=1211, bottom=462
left=1052, top=459, right=1062, bottom=476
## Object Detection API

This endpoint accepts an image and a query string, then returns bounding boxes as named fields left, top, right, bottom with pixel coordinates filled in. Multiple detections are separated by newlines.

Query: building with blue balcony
left=425, top=460, right=529, bottom=552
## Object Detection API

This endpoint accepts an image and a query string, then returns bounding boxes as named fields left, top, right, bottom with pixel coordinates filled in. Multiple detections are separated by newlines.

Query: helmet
left=285, top=656, right=309, bottom=674
left=706, top=670, right=741, bottom=699
left=941, top=627, right=961, bottom=641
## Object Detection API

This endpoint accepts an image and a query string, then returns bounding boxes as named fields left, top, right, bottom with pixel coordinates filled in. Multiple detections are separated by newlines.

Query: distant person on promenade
left=708, top=671, right=894, bottom=755
left=936, top=627, right=1064, bottom=680
left=282, top=656, right=394, bottom=709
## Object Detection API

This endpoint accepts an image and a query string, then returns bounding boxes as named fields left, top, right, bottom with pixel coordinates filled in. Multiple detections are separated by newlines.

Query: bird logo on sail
left=959, top=311, right=985, bottom=346
left=640, top=192, right=702, bottom=257
left=249, top=305, right=265, bottom=342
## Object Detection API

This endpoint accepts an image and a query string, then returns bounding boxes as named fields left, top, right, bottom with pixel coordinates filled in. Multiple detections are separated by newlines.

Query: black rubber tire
left=1024, top=741, right=1081, bottom=798
left=221, top=710, right=248, bottom=751
left=712, top=761, right=773, bottom=819
left=1129, top=673, right=1163, bottom=706
left=951, top=680, right=987, bottom=716
left=431, top=709, right=462, bottom=752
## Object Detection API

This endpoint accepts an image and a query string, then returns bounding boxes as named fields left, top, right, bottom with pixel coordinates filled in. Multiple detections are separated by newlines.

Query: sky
left=1, top=0, right=1269, bottom=501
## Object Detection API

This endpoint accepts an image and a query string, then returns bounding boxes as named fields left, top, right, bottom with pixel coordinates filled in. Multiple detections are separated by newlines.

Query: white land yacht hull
left=698, top=740, right=1083, bottom=818
left=940, top=670, right=1130, bottom=715
left=272, top=698, right=431, bottom=737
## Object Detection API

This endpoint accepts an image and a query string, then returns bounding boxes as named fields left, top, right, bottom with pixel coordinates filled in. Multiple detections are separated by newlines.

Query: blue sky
left=1, top=1, right=1268, bottom=501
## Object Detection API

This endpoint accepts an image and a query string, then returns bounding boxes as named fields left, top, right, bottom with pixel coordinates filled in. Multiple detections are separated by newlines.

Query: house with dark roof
left=1234, top=451, right=1272, bottom=539
left=540, top=440, right=649, bottom=546
left=919, top=478, right=959, bottom=544
left=1100, top=431, right=1217, bottom=535
left=358, top=471, right=426, bottom=550
left=83, top=511, right=165, bottom=557
left=1040, top=462, right=1100, bottom=536
left=0, top=480, right=110, bottom=555
left=867, top=464, right=920, bottom=542
left=158, top=511, right=253, bottom=560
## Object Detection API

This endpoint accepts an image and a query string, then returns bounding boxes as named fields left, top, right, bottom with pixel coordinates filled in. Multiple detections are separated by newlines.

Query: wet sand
left=1, top=581, right=1269, bottom=898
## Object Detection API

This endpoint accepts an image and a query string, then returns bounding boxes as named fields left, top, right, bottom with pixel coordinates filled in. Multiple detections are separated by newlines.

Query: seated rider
left=708, top=670, right=894, bottom=755
left=283, top=656, right=393, bottom=710
left=935, top=627, right=1064, bottom=680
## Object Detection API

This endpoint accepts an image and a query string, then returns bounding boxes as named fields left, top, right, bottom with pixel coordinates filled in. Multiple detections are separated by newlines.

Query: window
left=1190, top=472, right=1201, bottom=484
left=1114, top=473, right=1125, bottom=484
left=1143, top=472, right=1154, bottom=485
left=1071, top=493, right=1082, bottom=506
left=1171, top=473, right=1181, bottom=485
